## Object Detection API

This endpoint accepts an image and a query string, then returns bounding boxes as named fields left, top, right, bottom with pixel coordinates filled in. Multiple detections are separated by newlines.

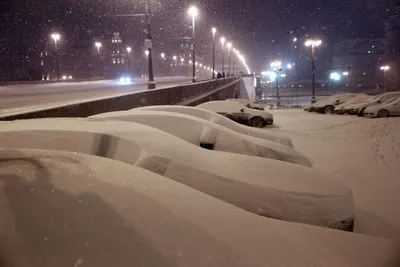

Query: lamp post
left=380, top=65, right=390, bottom=92
left=305, top=38, right=322, bottom=103
left=227, top=42, right=232, bottom=77
left=220, top=37, right=226, bottom=76
left=235, top=50, right=240, bottom=74
left=212, top=27, right=217, bottom=79
left=51, top=33, right=61, bottom=81
left=126, top=47, right=132, bottom=73
left=145, top=0, right=155, bottom=89
left=95, top=42, right=102, bottom=54
left=271, top=60, right=283, bottom=108
left=188, top=6, right=198, bottom=83
left=232, top=48, right=236, bottom=76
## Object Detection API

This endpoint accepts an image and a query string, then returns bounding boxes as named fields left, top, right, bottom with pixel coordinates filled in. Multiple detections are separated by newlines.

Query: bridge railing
left=0, top=77, right=241, bottom=121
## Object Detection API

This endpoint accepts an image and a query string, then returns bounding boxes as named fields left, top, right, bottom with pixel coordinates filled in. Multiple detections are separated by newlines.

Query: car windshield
left=1, top=0, right=400, bottom=266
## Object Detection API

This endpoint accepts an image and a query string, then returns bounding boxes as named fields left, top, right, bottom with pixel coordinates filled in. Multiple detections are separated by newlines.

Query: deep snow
left=268, top=109, right=400, bottom=240
left=90, top=110, right=311, bottom=167
left=0, top=148, right=398, bottom=267
left=0, top=118, right=354, bottom=230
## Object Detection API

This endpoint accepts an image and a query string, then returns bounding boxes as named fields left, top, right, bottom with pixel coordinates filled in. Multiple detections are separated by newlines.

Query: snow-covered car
left=314, top=94, right=362, bottom=114
left=226, top=98, right=265, bottom=110
left=334, top=95, right=371, bottom=114
left=133, top=105, right=293, bottom=147
left=90, top=110, right=311, bottom=167
left=0, top=149, right=395, bottom=267
left=0, top=118, right=354, bottom=230
left=353, top=92, right=400, bottom=117
left=363, top=97, right=400, bottom=118
left=304, top=94, right=351, bottom=112
left=197, top=101, right=274, bottom=128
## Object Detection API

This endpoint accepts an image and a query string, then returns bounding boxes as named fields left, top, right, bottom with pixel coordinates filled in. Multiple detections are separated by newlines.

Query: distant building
left=332, top=38, right=385, bottom=89
left=385, top=0, right=400, bottom=90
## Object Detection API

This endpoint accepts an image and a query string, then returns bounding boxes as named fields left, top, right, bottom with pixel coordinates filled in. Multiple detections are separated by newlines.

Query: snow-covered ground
left=268, top=109, right=400, bottom=240
left=0, top=148, right=398, bottom=267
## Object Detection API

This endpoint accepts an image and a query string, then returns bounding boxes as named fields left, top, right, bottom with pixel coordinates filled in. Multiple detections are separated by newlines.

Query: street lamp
left=235, top=50, right=240, bottom=74
left=95, top=42, right=102, bottom=54
left=305, top=38, right=322, bottom=103
left=188, top=5, right=199, bottom=83
left=220, top=37, right=226, bottom=76
left=51, top=33, right=61, bottom=81
left=380, top=65, right=390, bottom=92
left=126, top=47, right=132, bottom=73
left=271, top=60, right=283, bottom=108
left=232, top=48, right=236, bottom=76
left=161, top=52, right=165, bottom=59
left=212, top=27, right=217, bottom=79
left=227, top=42, right=232, bottom=76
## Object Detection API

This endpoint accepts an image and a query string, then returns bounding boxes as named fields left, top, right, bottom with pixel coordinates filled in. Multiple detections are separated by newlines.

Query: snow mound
left=0, top=148, right=398, bottom=267
left=134, top=105, right=293, bottom=147
left=0, top=118, right=353, bottom=230
left=90, top=110, right=311, bottom=167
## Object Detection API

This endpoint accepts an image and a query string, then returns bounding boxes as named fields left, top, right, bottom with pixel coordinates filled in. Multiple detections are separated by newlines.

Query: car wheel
left=250, top=117, right=265, bottom=128
left=324, top=105, right=334, bottom=114
left=377, top=109, right=390, bottom=118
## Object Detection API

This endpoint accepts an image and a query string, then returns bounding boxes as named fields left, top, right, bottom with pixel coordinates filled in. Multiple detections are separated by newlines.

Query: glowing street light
left=126, top=47, right=132, bottom=72
left=51, top=33, right=61, bottom=48
left=173, top=55, right=177, bottom=61
left=380, top=65, right=390, bottom=92
left=51, top=33, right=61, bottom=81
left=220, top=37, right=226, bottom=75
left=330, top=72, right=341, bottom=81
left=188, top=5, right=199, bottom=83
left=212, top=27, right=217, bottom=79
left=305, top=38, right=322, bottom=103
left=145, top=50, right=150, bottom=56
left=287, top=63, right=292, bottom=69
left=227, top=42, right=232, bottom=76
left=160, top=52, right=165, bottom=59
left=271, top=60, right=283, bottom=108
left=95, top=42, right=102, bottom=54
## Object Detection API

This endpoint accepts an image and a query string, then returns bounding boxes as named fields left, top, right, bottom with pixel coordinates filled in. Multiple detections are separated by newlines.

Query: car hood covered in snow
left=0, top=118, right=353, bottom=230
left=0, top=148, right=398, bottom=267
left=90, top=110, right=310, bottom=167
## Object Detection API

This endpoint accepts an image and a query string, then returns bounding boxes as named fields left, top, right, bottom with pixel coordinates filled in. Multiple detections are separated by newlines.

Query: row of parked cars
left=304, top=91, right=400, bottom=118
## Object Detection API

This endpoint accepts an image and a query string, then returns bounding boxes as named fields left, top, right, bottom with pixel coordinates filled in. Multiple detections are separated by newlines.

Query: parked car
left=91, top=110, right=311, bottom=167
left=304, top=94, right=353, bottom=112
left=334, top=95, right=371, bottom=114
left=353, top=92, right=400, bottom=116
left=226, top=98, right=265, bottom=110
left=197, top=101, right=274, bottom=128
left=133, top=105, right=293, bottom=147
left=314, top=94, right=362, bottom=114
left=363, top=97, right=400, bottom=118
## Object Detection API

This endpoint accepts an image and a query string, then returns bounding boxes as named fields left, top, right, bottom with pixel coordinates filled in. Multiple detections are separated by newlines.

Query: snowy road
left=268, top=109, right=400, bottom=240
left=0, top=77, right=191, bottom=116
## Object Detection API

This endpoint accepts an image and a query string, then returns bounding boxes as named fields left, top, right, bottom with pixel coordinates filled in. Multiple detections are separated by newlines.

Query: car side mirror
left=240, top=108, right=244, bottom=113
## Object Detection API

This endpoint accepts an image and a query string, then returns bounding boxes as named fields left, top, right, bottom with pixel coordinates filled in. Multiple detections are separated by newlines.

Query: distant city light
left=330, top=72, right=341, bottom=81
left=287, top=63, right=293, bottom=69
left=343, top=71, right=349, bottom=76
left=212, top=27, right=217, bottom=37
left=281, top=74, right=286, bottom=77
left=160, top=52, right=165, bottom=58
left=126, top=47, right=132, bottom=53
left=380, top=65, right=390, bottom=71
left=173, top=55, right=177, bottom=61
left=293, top=37, right=297, bottom=42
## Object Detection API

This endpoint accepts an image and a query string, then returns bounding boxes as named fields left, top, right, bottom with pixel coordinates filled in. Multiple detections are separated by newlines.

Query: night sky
left=0, top=0, right=393, bottom=79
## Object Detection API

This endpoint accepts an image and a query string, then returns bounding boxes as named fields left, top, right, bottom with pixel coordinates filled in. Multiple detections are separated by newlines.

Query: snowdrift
left=0, top=149, right=398, bottom=267
left=0, top=118, right=354, bottom=230
left=134, top=105, right=293, bottom=147
left=90, top=110, right=311, bottom=167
